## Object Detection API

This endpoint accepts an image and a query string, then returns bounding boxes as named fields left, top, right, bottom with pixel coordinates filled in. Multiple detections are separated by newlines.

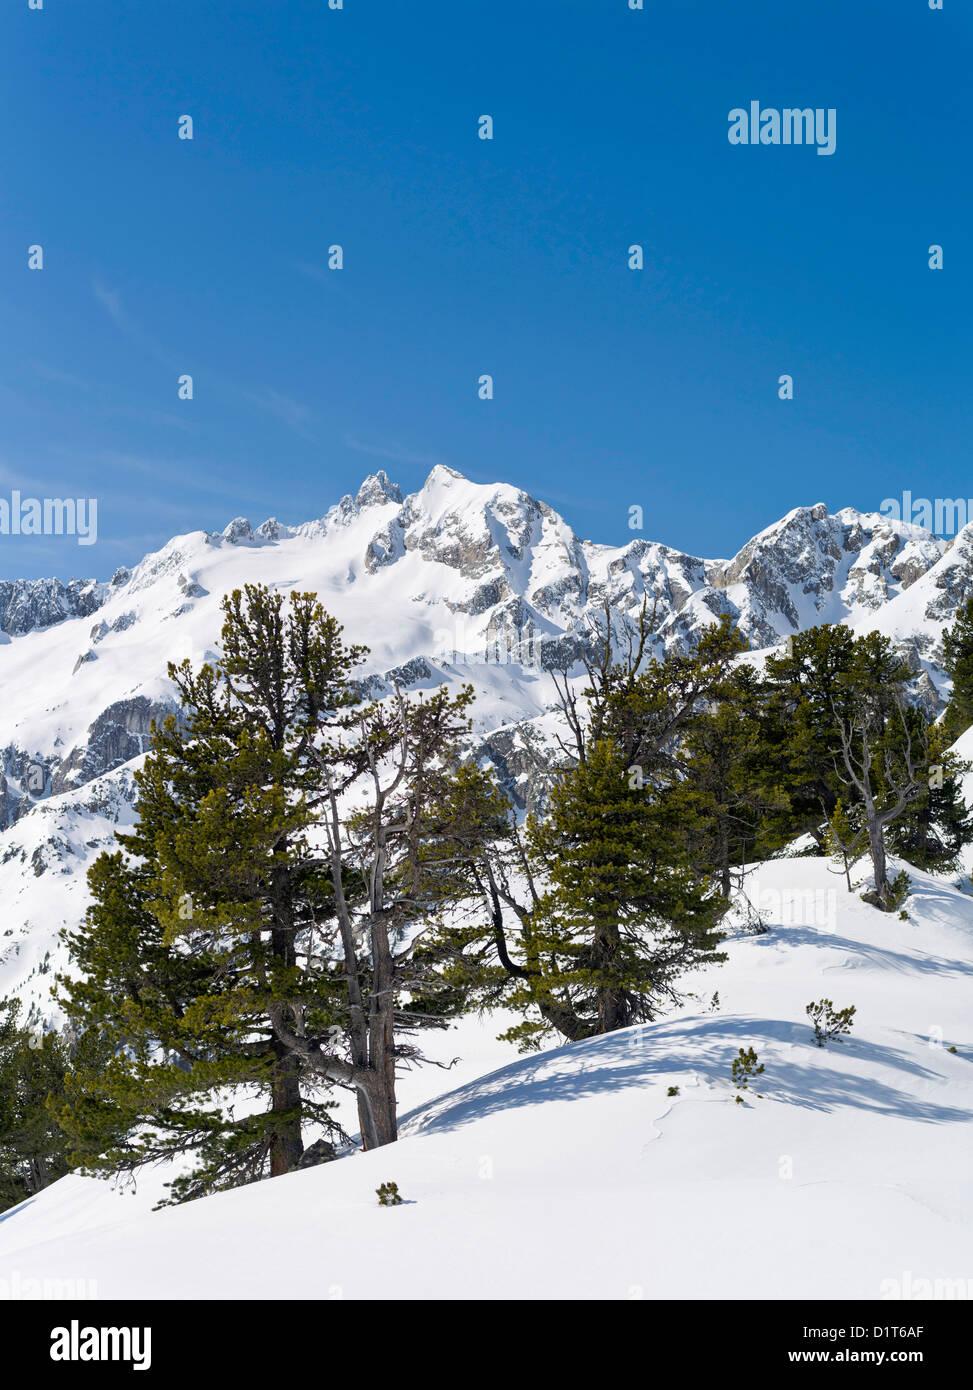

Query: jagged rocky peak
left=699, top=503, right=946, bottom=641
left=324, top=470, right=405, bottom=531
left=356, top=470, right=402, bottom=509
left=0, top=576, right=109, bottom=636
left=715, top=503, right=943, bottom=593
left=919, top=522, right=973, bottom=625
left=403, top=466, right=552, bottom=578
left=222, top=517, right=254, bottom=544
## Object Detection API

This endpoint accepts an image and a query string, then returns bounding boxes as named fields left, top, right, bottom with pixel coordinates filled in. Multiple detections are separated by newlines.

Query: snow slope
left=3, top=856, right=971, bottom=1300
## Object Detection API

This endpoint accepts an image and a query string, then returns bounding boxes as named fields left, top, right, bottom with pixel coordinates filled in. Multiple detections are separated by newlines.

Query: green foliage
left=730, top=1046, right=764, bottom=1090
left=376, top=1180, right=403, bottom=1206
left=667, top=1085, right=679, bottom=1097
left=58, top=583, right=504, bottom=1194
left=57, top=586, right=360, bottom=1201
left=444, top=614, right=744, bottom=1050
left=0, top=1001, right=69, bottom=1212
left=861, top=869, right=911, bottom=914
left=765, top=624, right=973, bottom=907
left=942, top=596, right=973, bottom=741
left=761, top=624, right=862, bottom=847
left=888, top=870, right=912, bottom=911
left=807, top=999, right=856, bottom=1047
left=519, top=737, right=729, bottom=1041
left=677, top=664, right=789, bottom=895
left=0, top=1002, right=111, bottom=1213
left=886, top=739, right=973, bottom=874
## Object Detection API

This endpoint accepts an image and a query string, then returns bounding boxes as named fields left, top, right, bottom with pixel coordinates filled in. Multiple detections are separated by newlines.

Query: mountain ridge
left=0, top=466, right=967, bottom=1020
left=0, top=465, right=964, bottom=819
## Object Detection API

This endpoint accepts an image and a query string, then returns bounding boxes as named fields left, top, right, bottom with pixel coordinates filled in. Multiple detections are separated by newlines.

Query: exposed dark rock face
left=475, top=721, right=569, bottom=818
left=0, top=577, right=109, bottom=636
left=51, top=697, right=179, bottom=795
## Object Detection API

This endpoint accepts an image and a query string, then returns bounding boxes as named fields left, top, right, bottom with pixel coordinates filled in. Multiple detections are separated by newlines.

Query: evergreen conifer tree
left=941, top=596, right=973, bottom=741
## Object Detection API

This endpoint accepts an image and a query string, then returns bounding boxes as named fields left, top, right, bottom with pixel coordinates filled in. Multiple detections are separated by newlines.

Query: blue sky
left=1, top=0, right=969, bottom=579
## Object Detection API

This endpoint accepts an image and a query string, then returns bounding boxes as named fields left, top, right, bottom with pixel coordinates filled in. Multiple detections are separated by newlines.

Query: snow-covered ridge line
left=0, top=467, right=965, bottom=819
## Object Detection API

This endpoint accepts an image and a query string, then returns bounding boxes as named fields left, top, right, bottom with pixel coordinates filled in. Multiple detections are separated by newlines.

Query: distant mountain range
left=1, top=465, right=969, bottom=1020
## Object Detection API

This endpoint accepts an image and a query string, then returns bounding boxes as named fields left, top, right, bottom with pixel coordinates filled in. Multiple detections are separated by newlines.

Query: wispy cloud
left=93, top=281, right=317, bottom=444
left=92, top=280, right=177, bottom=369
left=344, top=436, right=451, bottom=470
left=41, top=447, right=278, bottom=512
left=95, top=451, right=279, bottom=509
left=0, top=453, right=100, bottom=498
left=245, top=389, right=316, bottom=441
left=294, top=261, right=342, bottom=290
left=108, top=405, right=195, bottom=434
left=31, top=361, right=91, bottom=390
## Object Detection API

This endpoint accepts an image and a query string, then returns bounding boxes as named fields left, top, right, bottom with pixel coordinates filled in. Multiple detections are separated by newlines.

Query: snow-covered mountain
left=0, top=465, right=967, bottom=1020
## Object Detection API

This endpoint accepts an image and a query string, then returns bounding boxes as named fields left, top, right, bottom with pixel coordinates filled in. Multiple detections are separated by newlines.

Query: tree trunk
left=356, top=1071, right=398, bottom=1151
left=269, top=1041, right=304, bottom=1176
left=357, top=912, right=398, bottom=1150
left=594, top=917, right=628, bottom=1033
left=718, top=824, right=732, bottom=899
left=356, top=993, right=398, bottom=1150
left=267, top=860, right=305, bottom=1175
left=865, top=804, right=890, bottom=910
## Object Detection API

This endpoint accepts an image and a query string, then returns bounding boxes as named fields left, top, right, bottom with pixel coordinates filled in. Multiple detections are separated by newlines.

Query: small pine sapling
left=731, top=1046, right=764, bottom=1091
left=376, top=1181, right=403, bottom=1207
left=807, top=999, right=856, bottom=1047
left=887, top=870, right=911, bottom=913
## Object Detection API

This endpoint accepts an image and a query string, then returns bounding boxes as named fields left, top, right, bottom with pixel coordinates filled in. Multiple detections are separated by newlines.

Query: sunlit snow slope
left=2, top=856, right=970, bottom=1300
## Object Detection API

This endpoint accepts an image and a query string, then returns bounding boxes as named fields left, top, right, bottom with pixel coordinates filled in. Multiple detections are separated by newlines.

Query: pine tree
left=941, top=596, right=973, bottom=740
left=523, top=738, right=728, bottom=1039
left=885, top=725, right=972, bottom=872
left=677, top=664, right=789, bottom=897
left=272, top=680, right=501, bottom=1148
left=440, top=615, right=738, bottom=1047
left=761, top=625, right=860, bottom=848
left=834, top=631, right=945, bottom=909
left=59, top=586, right=355, bottom=1198
left=0, top=1002, right=93, bottom=1212
left=765, top=625, right=968, bottom=909
left=60, top=583, right=504, bottom=1182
